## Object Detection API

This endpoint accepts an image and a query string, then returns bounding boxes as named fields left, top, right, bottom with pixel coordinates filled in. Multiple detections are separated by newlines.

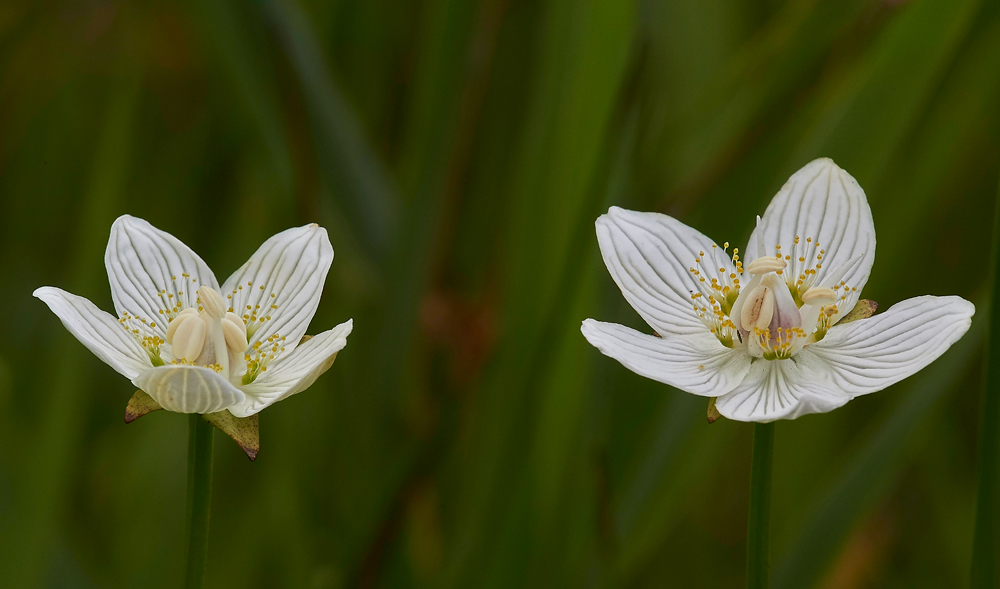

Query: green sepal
left=707, top=397, right=722, bottom=424
left=124, top=389, right=162, bottom=423
left=203, top=411, right=260, bottom=461
left=838, top=299, right=878, bottom=324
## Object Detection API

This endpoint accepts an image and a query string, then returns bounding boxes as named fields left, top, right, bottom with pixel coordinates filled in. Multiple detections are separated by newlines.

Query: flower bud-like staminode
left=165, top=308, right=199, bottom=342
left=222, top=315, right=249, bottom=354
left=740, top=285, right=774, bottom=331
left=171, top=314, right=207, bottom=361
left=745, top=256, right=787, bottom=275
left=225, top=312, right=247, bottom=339
left=801, top=287, right=838, bottom=306
left=198, top=285, right=228, bottom=319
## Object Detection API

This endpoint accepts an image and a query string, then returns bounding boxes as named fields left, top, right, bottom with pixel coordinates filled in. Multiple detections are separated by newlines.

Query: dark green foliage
left=0, top=0, right=997, bottom=586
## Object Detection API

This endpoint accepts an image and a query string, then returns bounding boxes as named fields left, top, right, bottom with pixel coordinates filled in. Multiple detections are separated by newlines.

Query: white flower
left=34, top=215, right=352, bottom=418
left=582, top=158, right=974, bottom=422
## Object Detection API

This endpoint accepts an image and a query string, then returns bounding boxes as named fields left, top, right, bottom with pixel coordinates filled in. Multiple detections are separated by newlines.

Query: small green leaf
left=203, top=410, right=260, bottom=461
left=838, top=299, right=878, bottom=324
left=707, top=397, right=721, bottom=424
left=124, top=390, right=162, bottom=423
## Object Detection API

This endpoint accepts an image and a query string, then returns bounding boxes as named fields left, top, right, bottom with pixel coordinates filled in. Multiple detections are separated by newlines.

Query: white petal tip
left=336, top=318, right=354, bottom=339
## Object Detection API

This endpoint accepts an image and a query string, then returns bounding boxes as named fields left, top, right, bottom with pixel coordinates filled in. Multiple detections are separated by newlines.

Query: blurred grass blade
left=640, top=0, right=872, bottom=196
left=266, top=0, right=398, bottom=262
left=184, top=0, right=295, bottom=199
left=873, top=14, right=1000, bottom=275
left=788, top=0, right=981, bottom=184
left=442, top=0, right=636, bottom=582
left=0, top=79, right=140, bottom=586
left=773, top=316, right=983, bottom=589
left=970, top=172, right=1000, bottom=586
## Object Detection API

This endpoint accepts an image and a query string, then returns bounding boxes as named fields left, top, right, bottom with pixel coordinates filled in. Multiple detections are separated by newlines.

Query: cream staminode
left=582, top=158, right=975, bottom=422
left=35, top=215, right=353, bottom=418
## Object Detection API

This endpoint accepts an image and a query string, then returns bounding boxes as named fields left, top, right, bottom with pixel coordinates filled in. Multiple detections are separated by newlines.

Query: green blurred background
left=1, top=0, right=999, bottom=586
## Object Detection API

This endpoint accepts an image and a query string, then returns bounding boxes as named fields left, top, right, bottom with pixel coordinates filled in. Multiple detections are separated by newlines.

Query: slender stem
left=184, top=415, right=214, bottom=589
left=970, top=171, right=1000, bottom=587
left=747, top=422, right=774, bottom=589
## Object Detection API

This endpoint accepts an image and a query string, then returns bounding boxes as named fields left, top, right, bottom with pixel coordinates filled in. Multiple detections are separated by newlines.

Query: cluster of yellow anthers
left=119, top=311, right=165, bottom=364
left=243, top=334, right=287, bottom=385
left=226, top=281, right=279, bottom=340
left=772, top=237, right=825, bottom=306
left=154, top=273, right=203, bottom=321
left=689, top=243, right=742, bottom=347
left=690, top=292, right=738, bottom=347
left=753, top=325, right=808, bottom=360
left=168, top=357, right=224, bottom=373
left=811, top=281, right=858, bottom=341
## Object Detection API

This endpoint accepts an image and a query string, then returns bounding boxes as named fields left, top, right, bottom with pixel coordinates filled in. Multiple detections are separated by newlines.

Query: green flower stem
left=747, top=422, right=774, bottom=589
left=970, top=171, right=1000, bottom=588
left=184, top=415, right=214, bottom=589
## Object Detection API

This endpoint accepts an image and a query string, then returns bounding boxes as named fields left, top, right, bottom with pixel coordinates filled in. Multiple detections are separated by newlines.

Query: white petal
left=222, top=224, right=334, bottom=354
left=133, top=365, right=245, bottom=414
left=34, top=287, right=152, bottom=380
left=745, top=159, right=875, bottom=314
left=596, top=207, right=737, bottom=338
left=105, top=215, right=219, bottom=337
left=714, top=356, right=850, bottom=422
left=230, top=319, right=353, bottom=417
left=806, top=295, right=974, bottom=396
left=580, top=319, right=750, bottom=396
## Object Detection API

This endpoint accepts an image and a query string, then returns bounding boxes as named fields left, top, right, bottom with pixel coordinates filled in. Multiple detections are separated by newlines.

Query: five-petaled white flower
left=35, top=215, right=352, bottom=418
left=582, top=158, right=974, bottom=422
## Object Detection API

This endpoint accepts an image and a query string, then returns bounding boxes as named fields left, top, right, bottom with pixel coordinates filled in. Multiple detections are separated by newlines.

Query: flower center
left=116, top=273, right=293, bottom=384
left=164, top=286, right=249, bottom=380
left=728, top=236, right=864, bottom=360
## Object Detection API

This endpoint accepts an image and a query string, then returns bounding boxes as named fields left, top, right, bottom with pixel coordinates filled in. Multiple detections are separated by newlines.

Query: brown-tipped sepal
left=124, top=389, right=162, bottom=423
left=707, top=397, right=722, bottom=424
left=203, top=410, right=260, bottom=461
left=839, top=299, right=878, bottom=324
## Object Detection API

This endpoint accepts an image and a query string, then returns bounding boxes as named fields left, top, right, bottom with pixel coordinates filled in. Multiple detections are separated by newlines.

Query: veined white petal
left=714, top=356, right=850, bottom=422
left=222, top=224, right=334, bottom=354
left=581, top=319, right=750, bottom=396
left=745, top=159, right=875, bottom=311
left=105, top=215, right=219, bottom=337
left=597, top=207, right=738, bottom=338
left=133, top=365, right=245, bottom=414
left=34, top=287, right=151, bottom=380
left=805, top=295, right=974, bottom=396
left=230, top=319, right=353, bottom=417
